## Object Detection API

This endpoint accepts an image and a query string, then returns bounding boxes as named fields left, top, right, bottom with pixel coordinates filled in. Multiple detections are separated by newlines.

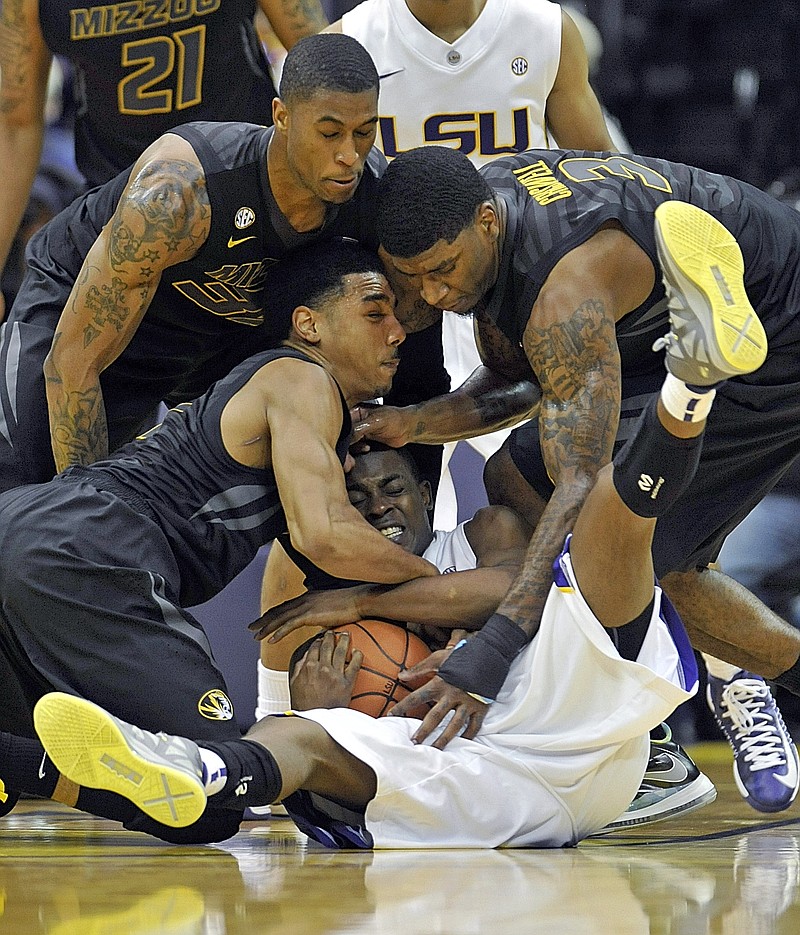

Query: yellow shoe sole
left=34, top=693, right=206, bottom=828
left=654, top=200, right=767, bottom=378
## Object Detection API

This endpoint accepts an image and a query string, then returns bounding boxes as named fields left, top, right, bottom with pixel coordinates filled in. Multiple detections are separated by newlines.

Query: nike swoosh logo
left=38, top=752, right=47, bottom=780
left=774, top=754, right=799, bottom=790
left=378, top=68, right=405, bottom=80
left=228, top=235, right=256, bottom=248
left=644, top=758, right=689, bottom=784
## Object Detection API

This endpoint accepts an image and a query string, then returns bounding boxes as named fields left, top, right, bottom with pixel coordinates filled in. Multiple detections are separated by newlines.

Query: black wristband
left=437, top=613, right=529, bottom=702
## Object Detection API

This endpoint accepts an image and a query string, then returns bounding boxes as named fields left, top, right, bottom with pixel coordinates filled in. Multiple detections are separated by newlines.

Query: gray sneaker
left=34, top=692, right=206, bottom=828
left=652, top=200, right=767, bottom=385
left=593, top=726, right=717, bottom=835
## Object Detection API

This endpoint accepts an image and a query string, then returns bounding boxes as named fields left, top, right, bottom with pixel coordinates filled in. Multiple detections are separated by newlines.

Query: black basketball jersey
left=23, top=121, right=386, bottom=412
left=481, top=150, right=800, bottom=373
left=39, top=0, right=277, bottom=185
left=61, top=347, right=351, bottom=607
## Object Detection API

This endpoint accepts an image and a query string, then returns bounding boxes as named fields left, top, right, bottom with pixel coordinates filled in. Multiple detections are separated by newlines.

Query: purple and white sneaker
left=707, top=670, right=799, bottom=812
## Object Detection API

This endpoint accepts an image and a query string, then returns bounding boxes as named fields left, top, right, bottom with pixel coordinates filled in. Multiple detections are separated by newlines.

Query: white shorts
left=291, top=544, right=698, bottom=849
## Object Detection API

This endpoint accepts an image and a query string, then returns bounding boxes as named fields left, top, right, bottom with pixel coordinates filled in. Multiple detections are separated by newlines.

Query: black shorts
left=0, top=479, right=241, bottom=745
left=0, top=478, right=246, bottom=842
left=507, top=329, right=800, bottom=577
left=0, top=318, right=164, bottom=494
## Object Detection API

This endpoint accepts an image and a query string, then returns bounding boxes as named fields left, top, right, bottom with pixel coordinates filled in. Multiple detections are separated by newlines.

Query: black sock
left=0, top=731, right=164, bottom=827
left=200, top=739, right=283, bottom=810
left=616, top=597, right=655, bottom=661
left=0, top=732, right=59, bottom=798
left=612, top=396, right=704, bottom=518
left=774, top=656, right=800, bottom=697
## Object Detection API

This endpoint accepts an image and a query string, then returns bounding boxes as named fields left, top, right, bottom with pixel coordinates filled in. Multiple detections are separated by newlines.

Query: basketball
left=331, top=620, right=431, bottom=718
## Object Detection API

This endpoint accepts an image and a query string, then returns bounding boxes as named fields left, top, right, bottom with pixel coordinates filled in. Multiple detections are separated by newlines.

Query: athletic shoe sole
left=592, top=773, right=717, bottom=835
left=33, top=693, right=206, bottom=828
left=654, top=200, right=767, bottom=382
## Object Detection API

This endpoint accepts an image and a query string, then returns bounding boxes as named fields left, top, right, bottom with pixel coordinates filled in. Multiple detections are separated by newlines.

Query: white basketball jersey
left=342, top=0, right=562, bottom=166
left=343, top=0, right=563, bottom=527
left=421, top=523, right=477, bottom=575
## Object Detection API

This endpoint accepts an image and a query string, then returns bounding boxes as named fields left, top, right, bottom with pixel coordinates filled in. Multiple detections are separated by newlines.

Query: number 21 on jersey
left=119, top=25, right=205, bottom=114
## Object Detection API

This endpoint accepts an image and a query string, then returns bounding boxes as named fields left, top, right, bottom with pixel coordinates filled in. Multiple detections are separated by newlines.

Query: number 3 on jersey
left=559, top=155, right=672, bottom=193
left=119, top=25, right=205, bottom=114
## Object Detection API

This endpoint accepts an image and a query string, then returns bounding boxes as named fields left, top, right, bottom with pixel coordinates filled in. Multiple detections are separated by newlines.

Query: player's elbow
left=44, top=341, right=100, bottom=389
left=288, top=524, right=348, bottom=576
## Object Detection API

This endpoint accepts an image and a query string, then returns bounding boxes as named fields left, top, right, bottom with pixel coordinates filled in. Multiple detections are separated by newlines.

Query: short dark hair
left=350, top=442, right=423, bottom=484
left=279, top=34, right=379, bottom=104
left=377, top=146, right=494, bottom=257
left=264, top=238, right=385, bottom=342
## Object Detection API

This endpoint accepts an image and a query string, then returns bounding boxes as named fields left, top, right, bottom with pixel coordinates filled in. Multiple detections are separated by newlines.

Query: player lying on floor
left=254, top=444, right=714, bottom=834
left=30, top=261, right=754, bottom=846
left=254, top=444, right=530, bottom=698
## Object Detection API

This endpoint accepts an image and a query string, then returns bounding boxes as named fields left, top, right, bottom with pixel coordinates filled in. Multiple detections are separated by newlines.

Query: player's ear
left=478, top=201, right=498, bottom=236
left=292, top=306, right=321, bottom=344
left=273, top=97, right=289, bottom=132
left=419, top=479, right=433, bottom=511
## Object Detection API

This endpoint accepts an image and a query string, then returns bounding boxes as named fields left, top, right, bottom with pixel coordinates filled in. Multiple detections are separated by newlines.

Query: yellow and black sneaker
left=34, top=692, right=206, bottom=828
left=653, top=200, right=767, bottom=385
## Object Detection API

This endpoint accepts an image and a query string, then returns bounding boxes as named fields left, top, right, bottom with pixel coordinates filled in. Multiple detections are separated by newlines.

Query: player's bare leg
left=35, top=692, right=376, bottom=828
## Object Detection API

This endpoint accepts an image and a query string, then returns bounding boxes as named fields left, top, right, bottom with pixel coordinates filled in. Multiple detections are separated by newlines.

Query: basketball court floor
left=0, top=742, right=798, bottom=934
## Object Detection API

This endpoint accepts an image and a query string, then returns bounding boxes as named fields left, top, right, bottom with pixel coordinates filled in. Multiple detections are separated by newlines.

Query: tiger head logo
left=198, top=689, right=234, bottom=721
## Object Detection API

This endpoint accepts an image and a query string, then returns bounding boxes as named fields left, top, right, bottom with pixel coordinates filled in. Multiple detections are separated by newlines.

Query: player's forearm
left=495, top=474, right=596, bottom=640
left=261, top=0, right=328, bottom=48
left=0, top=122, right=45, bottom=273
left=403, top=369, right=539, bottom=444
left=295, top=518, right=439, bottom=585
left=356, top=566, right=518, bottom=630
left=43, top=360, right=109, bottom=471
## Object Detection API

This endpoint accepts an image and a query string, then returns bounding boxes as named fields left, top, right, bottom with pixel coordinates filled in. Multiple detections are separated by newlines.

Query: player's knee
left=124, top=806, right=242, bottom=845
left=484, top=444, right=548, bottom=528
left=483, top=444, right=517, bottom=506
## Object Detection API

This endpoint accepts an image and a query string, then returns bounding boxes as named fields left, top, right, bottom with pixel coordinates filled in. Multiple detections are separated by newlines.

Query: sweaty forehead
left=347, top=449, right=411, bottom=487
left=296, top=88, right=378, bottom=120
left=339, top=271, right=393, bottom=301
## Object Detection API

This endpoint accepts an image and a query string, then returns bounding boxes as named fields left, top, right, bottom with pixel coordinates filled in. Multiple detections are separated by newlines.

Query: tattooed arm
left=42, top=136, right=211, bottom=471
left=259, top=0, right=328, bottom=49
left=489, top=228, right=656, bottom=640
left=0, top=0, right=52, bottom=314
left=388, top=228, right=657, bottom=747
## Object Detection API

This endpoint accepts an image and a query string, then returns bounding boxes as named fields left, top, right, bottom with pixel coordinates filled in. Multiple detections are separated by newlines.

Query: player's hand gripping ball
left=331, top=619, right=431, bottom=717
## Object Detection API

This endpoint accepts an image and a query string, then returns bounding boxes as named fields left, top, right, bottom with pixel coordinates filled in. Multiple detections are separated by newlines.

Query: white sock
left=661, top=372, right=716, bottom=423
left=702, top=652, right=741, bottom=681
left=256, top=662, right=291, bottom=720
left=198, top=748, right=228, bottom=796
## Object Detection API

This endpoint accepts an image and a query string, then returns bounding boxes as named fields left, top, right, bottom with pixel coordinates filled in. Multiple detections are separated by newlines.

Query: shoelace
left=719, top=679, right=790, bottom=771
left=652, top=332, right=677, bottom=353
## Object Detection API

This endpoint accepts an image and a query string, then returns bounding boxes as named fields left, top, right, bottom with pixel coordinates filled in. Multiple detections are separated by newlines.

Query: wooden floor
left=1, top=743, right=799, bottom=935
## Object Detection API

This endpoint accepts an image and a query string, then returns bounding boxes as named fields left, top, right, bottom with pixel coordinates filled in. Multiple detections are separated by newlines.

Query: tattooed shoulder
left=110, top=160, right=211, bottom=270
